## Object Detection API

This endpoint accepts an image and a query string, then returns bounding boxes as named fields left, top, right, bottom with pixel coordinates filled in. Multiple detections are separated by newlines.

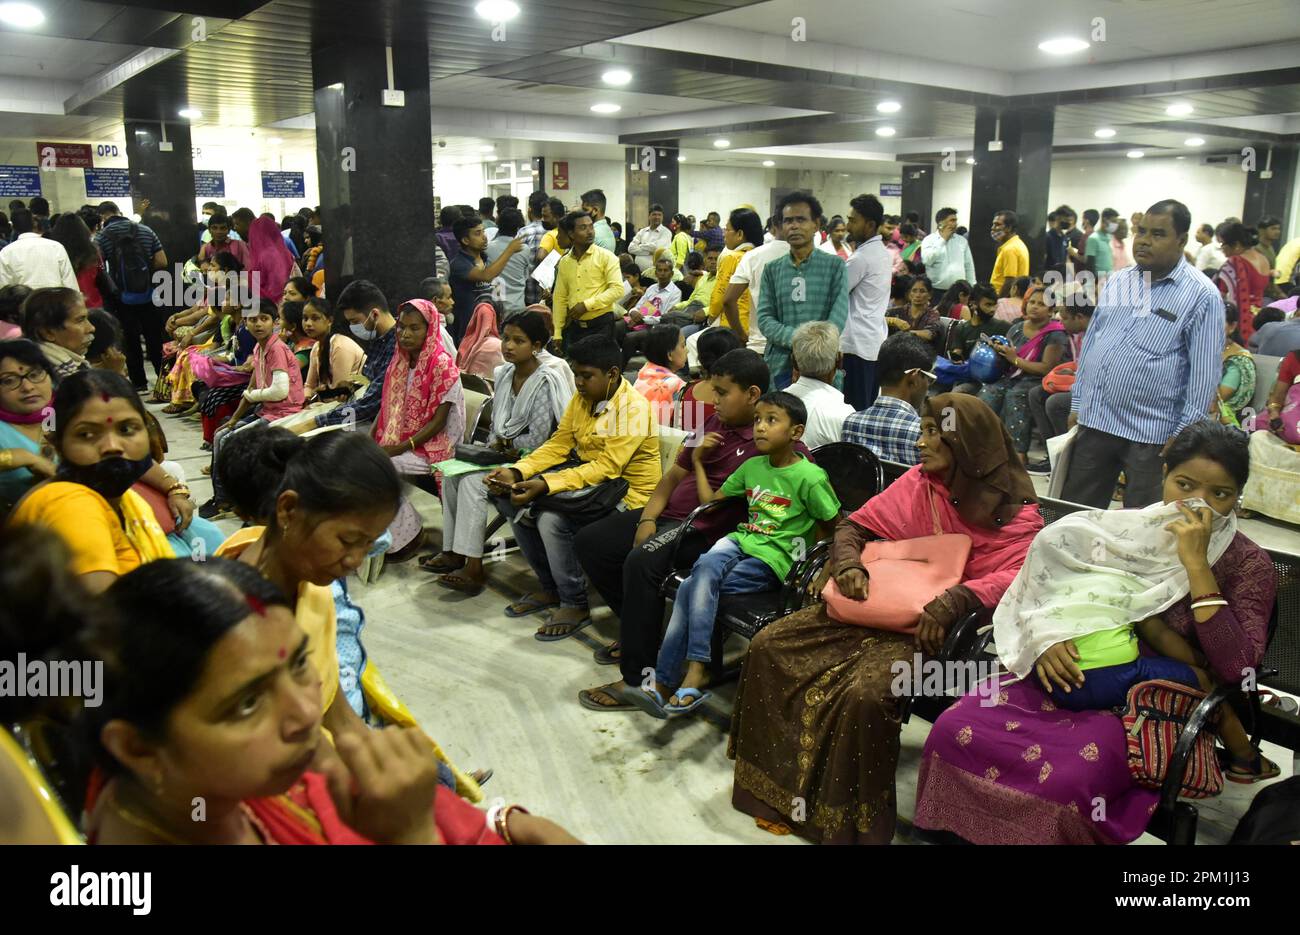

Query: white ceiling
left=0, top=32, right=142, bottom=82
left=701, top=0, right=1300, bottom=72
left=428, top=75, right=731, bottom=119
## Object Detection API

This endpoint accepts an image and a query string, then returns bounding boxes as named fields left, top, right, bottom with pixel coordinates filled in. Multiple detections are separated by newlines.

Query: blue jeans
left=1047, top=654, right=1198, bottom=711
left=492, top=495, right=597, bottom=609
left=655, top=537, right=778, bottom=687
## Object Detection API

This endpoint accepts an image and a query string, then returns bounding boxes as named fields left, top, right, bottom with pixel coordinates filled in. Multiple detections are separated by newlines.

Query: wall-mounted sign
left=261, top=170, right=305, bottom=198
left=0, top=166, right=41, bottom=197
left=879, top=182, right=903, bottom=197
left=95, top=144, right=121, bottom=158
left=551, top=160, right=569, bottom=191
left=84, top=168, right=131, bottom=198
left=195, top=169, right=226, bottom=198
left=36, top=141, right=94, bottom=169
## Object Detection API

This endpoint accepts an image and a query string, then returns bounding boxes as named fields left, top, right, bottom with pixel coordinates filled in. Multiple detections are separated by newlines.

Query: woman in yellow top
left=7, top=369, right=223, bottom=594
left=709, top=208, right=765, bottom=337
left=669, top=214, right=694, bottom=269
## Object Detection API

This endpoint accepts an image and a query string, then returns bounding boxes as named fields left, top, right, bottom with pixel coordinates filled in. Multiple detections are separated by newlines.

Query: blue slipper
left=626, top=685, right=668, bottom=719
left=664, top=687, right=712, bottom=716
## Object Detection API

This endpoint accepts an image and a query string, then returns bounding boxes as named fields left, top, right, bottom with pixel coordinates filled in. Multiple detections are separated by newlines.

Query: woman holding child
left=912, top=422, right=1278, bottom=844
left=729, top=394, right=1042, bottom=844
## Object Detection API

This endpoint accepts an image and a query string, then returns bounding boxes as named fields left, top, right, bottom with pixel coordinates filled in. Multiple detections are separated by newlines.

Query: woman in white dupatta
left=419, top=312, right=574, bottom=594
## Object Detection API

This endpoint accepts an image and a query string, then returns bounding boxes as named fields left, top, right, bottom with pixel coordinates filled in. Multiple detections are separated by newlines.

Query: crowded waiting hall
left=4, top=0, right=1300, bottom=863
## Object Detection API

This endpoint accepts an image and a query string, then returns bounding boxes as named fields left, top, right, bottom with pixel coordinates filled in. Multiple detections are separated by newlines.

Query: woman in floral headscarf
left=374, top=298, right=465, bottom=555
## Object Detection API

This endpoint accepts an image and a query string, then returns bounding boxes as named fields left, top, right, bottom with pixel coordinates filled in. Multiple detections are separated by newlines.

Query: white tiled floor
left=165, top=405, right=1294, bottom=845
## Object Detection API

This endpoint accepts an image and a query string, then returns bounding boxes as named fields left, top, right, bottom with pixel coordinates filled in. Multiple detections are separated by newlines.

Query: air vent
left=1199, top=154, right=1235, bottom=167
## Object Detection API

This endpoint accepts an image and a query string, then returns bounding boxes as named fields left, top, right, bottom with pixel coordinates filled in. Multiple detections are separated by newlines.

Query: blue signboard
left=195, top=169, right=225, bottom=198
left=261, top=170, right=305, bottom=198
left=83, top=167, right=131, bottom=198
left=0, top=165, right=41, bottom=198
left=879, top=182, right=902, bottom=197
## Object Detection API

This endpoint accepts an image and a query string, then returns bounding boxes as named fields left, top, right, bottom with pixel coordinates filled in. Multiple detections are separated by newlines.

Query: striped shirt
left=842, top=395, right=921, bottom=464
left=756, top=247, right=849, bottom=380
left=1071, top=259, right=1224, bottom=445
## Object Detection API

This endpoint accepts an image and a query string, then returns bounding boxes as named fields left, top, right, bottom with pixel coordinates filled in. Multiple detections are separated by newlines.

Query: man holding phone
left=919, top=207, right=976, bottom=296
left=449, top=214, right=524, bottom=343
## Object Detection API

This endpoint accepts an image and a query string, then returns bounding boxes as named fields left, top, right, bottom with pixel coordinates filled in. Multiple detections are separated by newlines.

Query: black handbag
left=455, top=443, right=513, bottom=466
left=514, top=458, right=629, bottom=526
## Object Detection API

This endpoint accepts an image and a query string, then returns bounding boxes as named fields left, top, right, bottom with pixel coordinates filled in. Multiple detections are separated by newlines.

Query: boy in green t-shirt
left=639, top=391, right=841, bottom=717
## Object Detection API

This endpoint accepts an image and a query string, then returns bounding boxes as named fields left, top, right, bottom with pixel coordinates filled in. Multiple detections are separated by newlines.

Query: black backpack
left=106, top=222, right=153, bottom=304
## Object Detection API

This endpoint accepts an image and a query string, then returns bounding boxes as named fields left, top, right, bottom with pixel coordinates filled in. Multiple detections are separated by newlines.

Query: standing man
left=96, top=201, right=168, bottom=391
left=919, top=207, right=976, bottom=296
left=536, top=196, right=567, bottom=262
left=448, top=213, right=523, bottom=343
left=696, top=211, right=725, bottom=252
left=1256, top=215, right=1282, bottom=273
left=1063, top=199, right=1223, bottom=508
left=1193, top=223, right=1227, bottom=273
left=1044, top=205, right=1083, bottom=279
left=842, top=193, right=891, bottom=409
left=990, top=209, right=1029, bottom=294
left=194, top=211, right=250, bottom=267
left=627, top=204, right=672, bottom=274
left=1084, top=208, right=1117, bottom=281
left=0, top=209, right=77, bottom=289
left=478, top=197, right=498, bottom=235
left=756, top=192, right=849, bottom=388
left=580, top=189, right=617, bottom=253
left=553, top=210, right=624, bottom=349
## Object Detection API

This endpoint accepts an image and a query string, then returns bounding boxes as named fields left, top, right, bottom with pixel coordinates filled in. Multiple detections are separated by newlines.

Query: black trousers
left=110, top=298, right=168, bottom=387
left=561, top=312, right=617, bottom=352
left=1060, top=424, right=1165, bottom=509
left=574, top=508, right=707, bottom=686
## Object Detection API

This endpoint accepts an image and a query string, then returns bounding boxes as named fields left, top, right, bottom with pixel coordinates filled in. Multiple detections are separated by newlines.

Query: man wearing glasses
left=756, top=192, right=849, bottom=388
left=842, top=332, right=936, bottom=465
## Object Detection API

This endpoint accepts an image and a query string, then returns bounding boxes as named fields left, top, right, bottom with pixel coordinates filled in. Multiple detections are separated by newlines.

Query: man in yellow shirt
left=1274, top=233, right=1300, bottom=285
left=535, top=196, right=566, bottom=262
left=990, top=209, right=1030, bottom=294
left=552, top=210, right=624, bottom=348
left=485, top=335, right=662, bottom=639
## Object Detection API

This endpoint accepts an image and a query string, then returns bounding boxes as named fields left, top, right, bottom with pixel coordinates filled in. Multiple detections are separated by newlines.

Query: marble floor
left=163, top=404, right=1296, bottom=846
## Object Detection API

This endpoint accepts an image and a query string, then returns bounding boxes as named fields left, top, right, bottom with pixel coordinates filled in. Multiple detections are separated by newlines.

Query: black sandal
left=593, top=641, right=622, bottom=666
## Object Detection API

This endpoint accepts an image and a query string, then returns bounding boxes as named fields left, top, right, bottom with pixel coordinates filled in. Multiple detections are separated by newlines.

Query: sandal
left=593, top=641, right=622, bottom=666
left=577, top=682, right=638, bottom=712
left=534, top=610, right=593, bottom=642
left=1225, top=751, right=1281, bottom=784
left=470, top=768, right=493, bottom=787
left=626, top=685, right=668, bottom=720
left=161, top=403, right=187, bottom=414
left=504, top=592, right=560, bottom=618
left=664, top=686, right=712, bottom=716
left=437, top=571, right=484, bottom=596
left=418, top=552, right=464, bottom=574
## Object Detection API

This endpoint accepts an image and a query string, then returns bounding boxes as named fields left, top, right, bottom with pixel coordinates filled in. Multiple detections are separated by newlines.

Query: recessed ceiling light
left=876, top=101, right=901, bottom=114
left=602, top=69, right=632, bottom=86
left=1126, top=150, right=1145, bottom=159
left=713, top=139, right=730, bottom=148
left=474, top=0, right=519, bottom=21
left=677, top=155, right=686, bottom=162
left=178, top=108, right=202, bottom=119
left=1165, top=102, right=1194, bottom=116
left=875, top=126, right=896, bottom=137
left=1094, top=128, right=1116, bottom=139
left=1038, top=37, right=1090, bottom=55
left=965, top=157, right=976, bottom=165
left=590, top=103, right=621, bottom=114
left=1184, top=137, right=1205, bottom=147
left=762, top=160, right=775, bottom=167
left=0, top=3, right=45, bottom=29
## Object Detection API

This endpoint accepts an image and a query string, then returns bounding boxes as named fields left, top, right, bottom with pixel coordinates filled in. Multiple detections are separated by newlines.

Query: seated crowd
left=0, top=188, right=1294, bottom=846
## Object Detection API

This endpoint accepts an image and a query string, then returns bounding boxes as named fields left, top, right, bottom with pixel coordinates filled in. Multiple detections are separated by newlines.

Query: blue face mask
left=349, top=322, right=376, bottom=341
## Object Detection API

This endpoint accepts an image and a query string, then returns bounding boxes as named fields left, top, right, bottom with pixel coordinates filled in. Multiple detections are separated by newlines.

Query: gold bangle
left=409, top=438, right=416, bottom=452
left=0, top=449, right=12, bottom=469
left=497, top=804, right=530, bottom=845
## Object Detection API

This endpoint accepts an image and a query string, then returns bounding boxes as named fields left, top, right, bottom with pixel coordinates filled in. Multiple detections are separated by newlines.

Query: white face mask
left=1106, top=222, right=1118, bottom=233
left=349, top=322, right=376, bottom=341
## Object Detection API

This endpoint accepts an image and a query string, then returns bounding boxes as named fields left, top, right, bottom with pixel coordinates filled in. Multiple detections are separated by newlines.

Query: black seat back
left=1263, top=551, right=1300, bottom=697
left=809, top=442, right=884, bottom=513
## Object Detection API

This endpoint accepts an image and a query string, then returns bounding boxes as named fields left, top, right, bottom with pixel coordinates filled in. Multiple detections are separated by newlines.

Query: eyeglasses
left=0, top=368, right=50, bottom=391
left=906, top=367, right=938, bottom=384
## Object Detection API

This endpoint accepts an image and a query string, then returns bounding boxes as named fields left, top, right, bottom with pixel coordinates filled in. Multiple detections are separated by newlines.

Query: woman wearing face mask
left=21, top=287, right=95, bottom=387
left=288, top=295, right=364, bottom=419
left=81, top=557, right=580, bottom=844
left=915, top=422, right=1279, bottom=845
left=6, top=369, right=224, bottom=594
left=421, top=311, right=573, bottom=593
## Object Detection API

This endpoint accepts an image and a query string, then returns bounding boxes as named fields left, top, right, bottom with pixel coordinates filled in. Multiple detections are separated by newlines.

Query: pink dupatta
left=374, top=299, right=462, bottom=463
left=457, top=301, right=503, bottom=379
left=248, top=216, right=296, bottom=301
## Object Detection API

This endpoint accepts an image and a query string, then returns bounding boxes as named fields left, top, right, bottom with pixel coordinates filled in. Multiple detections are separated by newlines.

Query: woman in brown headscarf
left=728, top=394, right=1042, bottom=844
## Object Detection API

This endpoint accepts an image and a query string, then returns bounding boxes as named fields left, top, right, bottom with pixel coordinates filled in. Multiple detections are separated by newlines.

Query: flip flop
left=577, top=683, right=638, bottom=712
left=504, top=593, right=561, bottom=618
left=593, top=641, right=622, bottom=666
left=534, top=612, right=593, bottom=642
left=419, top=553, right=464, bottom=574
left=437, top=572, right=484, bottom=596
left=664, top=686, right=712, bottom=716
left=625, top=685, right=668, bottom=720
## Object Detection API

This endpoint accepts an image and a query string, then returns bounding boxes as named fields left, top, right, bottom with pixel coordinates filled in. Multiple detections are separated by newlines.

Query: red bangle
left=1191, top=592, right=1223, bottom=603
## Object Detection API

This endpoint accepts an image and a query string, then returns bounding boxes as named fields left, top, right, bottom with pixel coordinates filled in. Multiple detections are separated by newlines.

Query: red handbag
left=1121, top=679, right=1223, bottom=799
left=1041, top=361, right=1077, bottom=394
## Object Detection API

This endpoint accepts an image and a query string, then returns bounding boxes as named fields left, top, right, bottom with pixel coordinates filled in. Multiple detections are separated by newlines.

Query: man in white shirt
left=841, top=194, right=892, bottom=410
left=785, top=320, right=854, bottom=448
left=0, top=210, right=78, bottom=290
left=728, top=216, right=789, bottom=355
left=627, top=203, right=672, bottom=273
left=919, top=207, right=976, bottom=292
left=1193, top=222, right=1226, bottom=271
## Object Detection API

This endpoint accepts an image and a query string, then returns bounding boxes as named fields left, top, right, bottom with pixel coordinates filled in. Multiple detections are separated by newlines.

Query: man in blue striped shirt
left=1063, top=199, right=1224, bottom=508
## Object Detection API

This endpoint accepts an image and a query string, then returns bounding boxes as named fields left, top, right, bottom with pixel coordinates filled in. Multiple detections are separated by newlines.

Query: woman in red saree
left=84, top=557, right=580, bottom=844
left=1215, top=222, right=1270, bottom=344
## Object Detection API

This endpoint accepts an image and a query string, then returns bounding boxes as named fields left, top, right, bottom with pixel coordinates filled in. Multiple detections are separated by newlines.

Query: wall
left=0, top=136, right=131, bottom=215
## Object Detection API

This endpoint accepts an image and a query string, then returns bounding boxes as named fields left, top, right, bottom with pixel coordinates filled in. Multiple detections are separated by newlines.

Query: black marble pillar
left=968, top=106, right=1055, bottom=280
left=312, top=38, right=434, bottom=304
left=124, top=120, right=197, bottom=269
left=1242, top=142, right=1297, bottom=233
left=901, top=164, right=934, bottom=231
left=626, top=142, right=679, bottom=223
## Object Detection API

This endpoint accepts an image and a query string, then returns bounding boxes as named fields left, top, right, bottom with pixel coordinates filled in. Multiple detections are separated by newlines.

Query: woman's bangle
left=409, top=438, right=416, bottom=452
left=0, top=449, right=12, bottom=469
left=1190, top=598, right=1229, bottom=611
left=497, top=804, right=530, bottom=845
left=1191, top=592, right=1223, bottom=603
left=166, top=483, right=191, bottom=498
left=637, top=518, right=657, bottom=526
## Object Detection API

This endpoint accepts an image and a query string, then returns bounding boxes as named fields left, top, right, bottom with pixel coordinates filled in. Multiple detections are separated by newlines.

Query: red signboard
left=551, top=160, right=569, bottom=191
left=36, top=142, right=94, bottom=169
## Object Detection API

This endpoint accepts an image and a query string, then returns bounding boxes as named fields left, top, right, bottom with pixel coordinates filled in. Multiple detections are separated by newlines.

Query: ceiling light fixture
left=713, top=139, right=730, bottom=148
left=1184, top=137, right=1205, bottom=147
left=601, top=69, right=632, bottom=86
left=875, top=126, right=896, bottom=137
left=876, top=101, right=901, bottom=114
left=1165, top=102, right=1193, bottom=116
left=677, top=155, right=686, bottom=162
left=762, top=160, right=775, bottom=167
left=1038, top=37, right=1089, bottom=55
left=1094, top=128, right=1116, bottom=139
left=178, top=108, right=202, bottom=119
left=590, top=102, right=621, bottom=114
left=327, top=82, right=344, bottom=91
left=965, top=157, right=976, bottom=165
left=0, top=3, right=45, bottom=28
left=474, top=0, right=519, bottom=21
left=1126, top=150, right=1145, bottom=159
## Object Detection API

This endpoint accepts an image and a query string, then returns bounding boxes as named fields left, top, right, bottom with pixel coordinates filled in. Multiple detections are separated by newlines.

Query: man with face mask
left=1084, top=208, right=1118, bottom=279
left=298, top=279, right=398, bottom=435
left=1044, top=205, right=1082, bottom=278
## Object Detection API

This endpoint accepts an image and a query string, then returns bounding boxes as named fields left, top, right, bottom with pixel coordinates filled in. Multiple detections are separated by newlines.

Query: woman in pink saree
left=248, top=215, right=298, bottom=303
left=1215, top=222, right=1271, bottom=344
